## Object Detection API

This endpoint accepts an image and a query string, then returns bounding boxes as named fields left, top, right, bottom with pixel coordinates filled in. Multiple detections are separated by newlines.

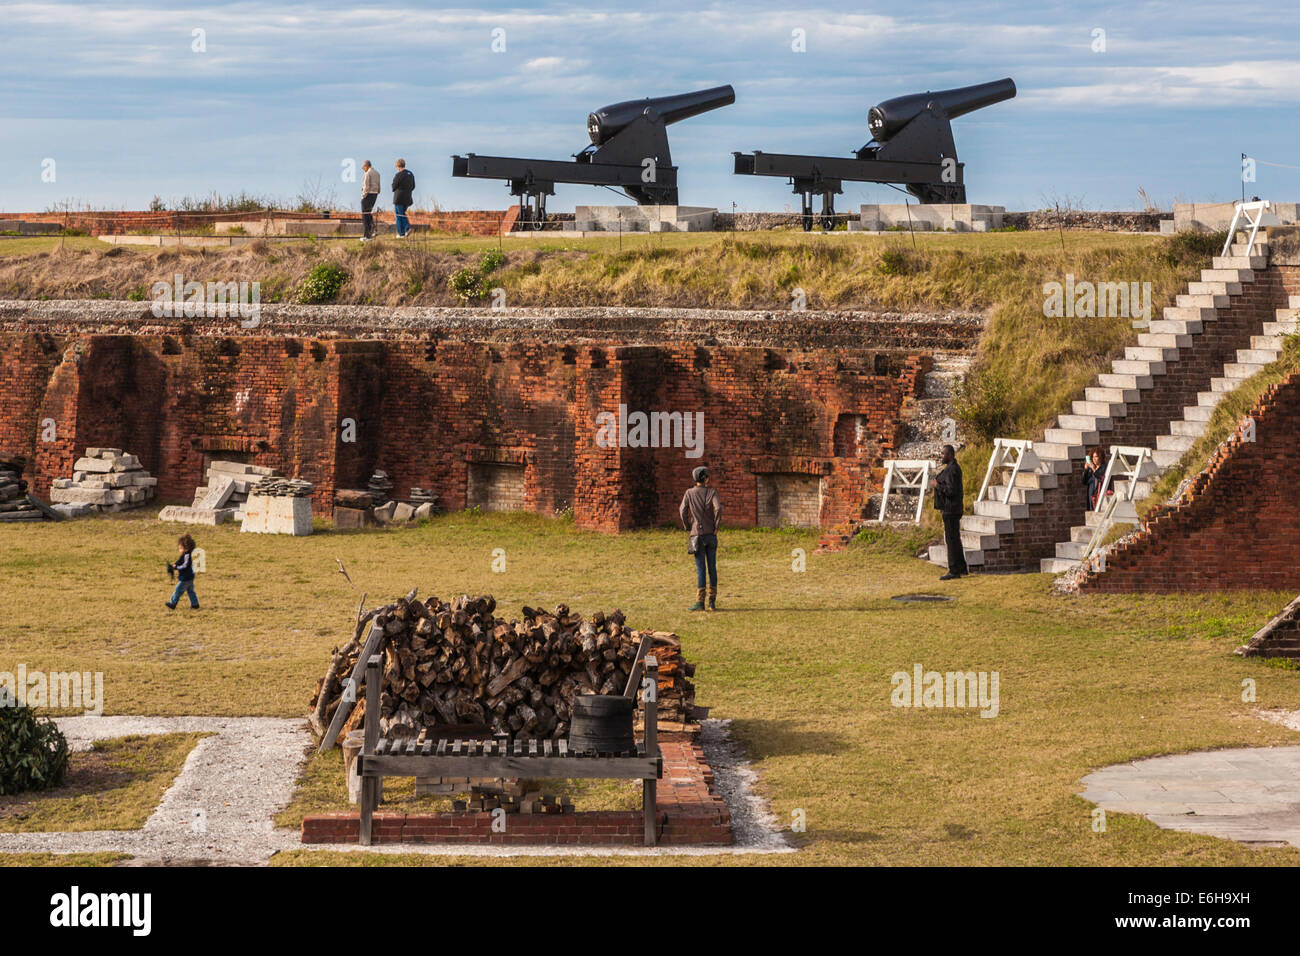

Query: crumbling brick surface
left=0, top=307, right=955, bottom=530
left=1077, top=372, right=1300, bottom=593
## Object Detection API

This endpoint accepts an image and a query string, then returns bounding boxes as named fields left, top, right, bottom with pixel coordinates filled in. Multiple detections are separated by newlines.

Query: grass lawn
left=0, top=734, right=207, bottom=832
left=0, top=852, right=128, bottom=867
left=1, top=509, right=1298, bottom=865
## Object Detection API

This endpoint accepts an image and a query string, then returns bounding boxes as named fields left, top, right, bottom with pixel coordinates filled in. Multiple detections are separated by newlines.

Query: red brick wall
left=980, top=264, right=1297, bottom=571
left=0, top=330, right=931, bottom=531
left=1078, top=373, right=1300, bottom=592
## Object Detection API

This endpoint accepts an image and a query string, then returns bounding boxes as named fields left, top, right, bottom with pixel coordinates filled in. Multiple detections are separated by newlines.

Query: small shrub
left=877, top=247, right=913, bottom=276
left=953, top=368, right=1014, bottom=444
left=480, top=250, right=506, bottom=273
left=0, top=703, right=70, bottom=795
left=296, top=262, right=349, bottom=304
left=449, top=267, right=486, bottom=302
left=126, top=286, right=147, bottom=301
left=1162, top=230, right=1228, bottom=266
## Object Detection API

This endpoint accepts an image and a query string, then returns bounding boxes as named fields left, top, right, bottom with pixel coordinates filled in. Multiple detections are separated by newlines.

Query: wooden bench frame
left=357, top=654, right=663, bottom=846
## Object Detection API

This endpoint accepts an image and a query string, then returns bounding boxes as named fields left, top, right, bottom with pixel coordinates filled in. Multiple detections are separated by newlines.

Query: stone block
left=332, top=506, right=374, bottom=529
left=240, top=493, right=313, bottom=535
left=157, top=505, right=235, bottom=525
left=73, top=457, right=114, bottom=473
left=197, top=475, right=236, bottom=510
left=392, top=502, right=416, bottom=522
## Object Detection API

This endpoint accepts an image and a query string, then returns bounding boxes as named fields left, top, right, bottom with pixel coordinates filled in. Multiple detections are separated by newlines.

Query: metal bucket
left=568, top=694, right=635, bottom=754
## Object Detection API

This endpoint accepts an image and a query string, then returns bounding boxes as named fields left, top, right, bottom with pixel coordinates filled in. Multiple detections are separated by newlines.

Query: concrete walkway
left=1080, top=744, right=1300, bottom=848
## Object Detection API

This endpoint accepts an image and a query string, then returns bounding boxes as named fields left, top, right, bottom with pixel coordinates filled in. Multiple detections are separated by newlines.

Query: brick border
left=300, top=738, right=732, bottom=846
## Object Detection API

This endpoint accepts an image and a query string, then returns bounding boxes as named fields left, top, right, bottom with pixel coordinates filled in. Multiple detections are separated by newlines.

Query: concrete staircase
left=1040, top=237, right=1300, bottom=573
left=929, top=233, right=1292, bottom=572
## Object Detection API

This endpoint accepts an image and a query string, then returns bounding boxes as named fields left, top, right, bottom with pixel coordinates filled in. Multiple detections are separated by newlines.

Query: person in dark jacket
left=1083, top=447, right=1104, bottom=511
left=679, top=465, right=722, bottom=611
left=166, top=533, right=200, bottom=610
left=391, top=159, right=415, bottom=238
left=931, top=444, right=968, bottom=580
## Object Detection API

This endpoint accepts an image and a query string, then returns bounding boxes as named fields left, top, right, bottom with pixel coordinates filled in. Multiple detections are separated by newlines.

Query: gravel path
left=0, top=716, right=309, bottom=864
left=0, top=716, right=792, bottom=862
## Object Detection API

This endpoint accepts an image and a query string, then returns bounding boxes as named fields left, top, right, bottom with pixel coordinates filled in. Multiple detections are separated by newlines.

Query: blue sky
left=1, top=0, right=1297, bottom=213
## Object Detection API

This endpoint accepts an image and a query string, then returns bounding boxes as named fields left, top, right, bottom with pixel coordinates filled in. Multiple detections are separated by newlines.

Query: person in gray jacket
left=360, top=160, right=380, bottom=241
left=679, top=465, right=722, bottom=611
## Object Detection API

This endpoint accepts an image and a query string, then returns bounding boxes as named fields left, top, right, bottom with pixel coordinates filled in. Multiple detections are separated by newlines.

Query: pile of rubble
left=251, top=476, right=315, bottom=497
left=367, top=470, right=394, bottom=504
left=333, top=475, right=439, bottom=529
left=0, top=457, right=53, bottom=523
left=158, top=460, right=272, bottom=525
left=48, top=448, right=156, bottom=516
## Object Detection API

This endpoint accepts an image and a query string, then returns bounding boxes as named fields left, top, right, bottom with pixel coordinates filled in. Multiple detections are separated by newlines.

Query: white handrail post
left=877, top=464, right=894, bottom=522
left=976, top=439, right=1001, bottom=505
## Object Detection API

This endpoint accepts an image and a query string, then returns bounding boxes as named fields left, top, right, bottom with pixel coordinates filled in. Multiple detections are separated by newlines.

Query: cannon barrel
left=587, top=85, right=736, bottom=145
left=867, top=78, right=1016, bottom=142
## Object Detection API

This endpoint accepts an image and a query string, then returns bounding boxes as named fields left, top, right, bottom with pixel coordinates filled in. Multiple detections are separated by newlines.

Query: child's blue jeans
left=169, top=580, right=199, bottom=608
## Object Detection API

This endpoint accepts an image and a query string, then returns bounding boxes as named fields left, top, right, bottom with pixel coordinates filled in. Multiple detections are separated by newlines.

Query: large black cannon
left=733, top=78, right=1015, bottom=230
left=453, top=86, right=736, bottom=228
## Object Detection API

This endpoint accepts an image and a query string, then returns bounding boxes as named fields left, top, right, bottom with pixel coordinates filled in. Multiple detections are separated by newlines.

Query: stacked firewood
left=309, top=592, right=698, bottom=743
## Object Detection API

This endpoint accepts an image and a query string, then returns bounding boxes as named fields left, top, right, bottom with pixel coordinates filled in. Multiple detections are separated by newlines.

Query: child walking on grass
left=166, top=534, right=199, bottom=610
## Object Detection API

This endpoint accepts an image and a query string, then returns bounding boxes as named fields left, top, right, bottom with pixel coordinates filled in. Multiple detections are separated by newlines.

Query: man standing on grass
left=392, top=158, right=415, bottom=238
left=932, top=444, right=968, bottom=580
left=360, top=160, right=380, bottom=241
left=680, top=465, right=722, bottom=612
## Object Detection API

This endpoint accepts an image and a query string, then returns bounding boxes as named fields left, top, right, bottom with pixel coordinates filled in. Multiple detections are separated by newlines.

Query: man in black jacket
left=392, top=159, right=415, bottom=238
left=932, top=444, right=968, bottom=580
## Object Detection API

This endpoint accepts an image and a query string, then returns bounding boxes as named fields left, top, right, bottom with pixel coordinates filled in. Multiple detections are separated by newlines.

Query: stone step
left=985, top=482, right=1045, bottom=504
left=1196, top=389, right=1221, bottom=408
left=1209, top=377, right=1238, bottom=393
left=1200, top=268, right=1254, bottom=283
left=1262, top=320, right=1300, bottom=336
left=1163, top=305, right=1217, bottom=322
left=958, top=528, right=1000, bottom=550
left=1033, top=442, right=1085, bottom=465
left=1289, top=295, right=1300, bottom=308
left=1250, top=335, right=1288, bottom=350
left=1152, top=448, right=1183, bottom=468
left=1170, top=418, right=1206, bottom=438
left=1175, top=293, right=1229, bottom=308
left=1044, top=426, right=1098, bottom=446
left=1098, top=373, right=1153, bottom=390
left=927, top=544, right=985, bottom=568
left=1183, top=403, right=1214, bottom=422
left=1229, top=241, right=1268, bottom=256
left=963, top=514, right=1015, bottom=535
left=1136, top=331, right=1192, bottom=349
left=1041, top=556, right=1081, bottom=574
left=1148, top=319, right=1202, bottom=335
left=1069, top=524, right=1093, bottom=544
left=1056, top=540, right=1089, bottom=560
left=1072, top=399, right=1127, bottom=418
left=1010, top=468, right=1058, bottom=490
left=1212, top=255, right=1268, bottom=270
left=1236, top=348, right=1279, bottom=365
left=1223, top=362, right=1266, bottom=379
left=974, top=499, right=1030, bottom=519
left=1187, top=280, right=1241, bottom=296
left=1112, top=358, right=1165, bottom=376
left=1087, top=385, right=1139, bottom=404
left=1056, top=414, right=1112, bottom=432
left=1157, top=433, right=1195, bottom=452
left=1275, top=308, right=1300, bottom=322
left=1125, top=346, right=1179, bottom=362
